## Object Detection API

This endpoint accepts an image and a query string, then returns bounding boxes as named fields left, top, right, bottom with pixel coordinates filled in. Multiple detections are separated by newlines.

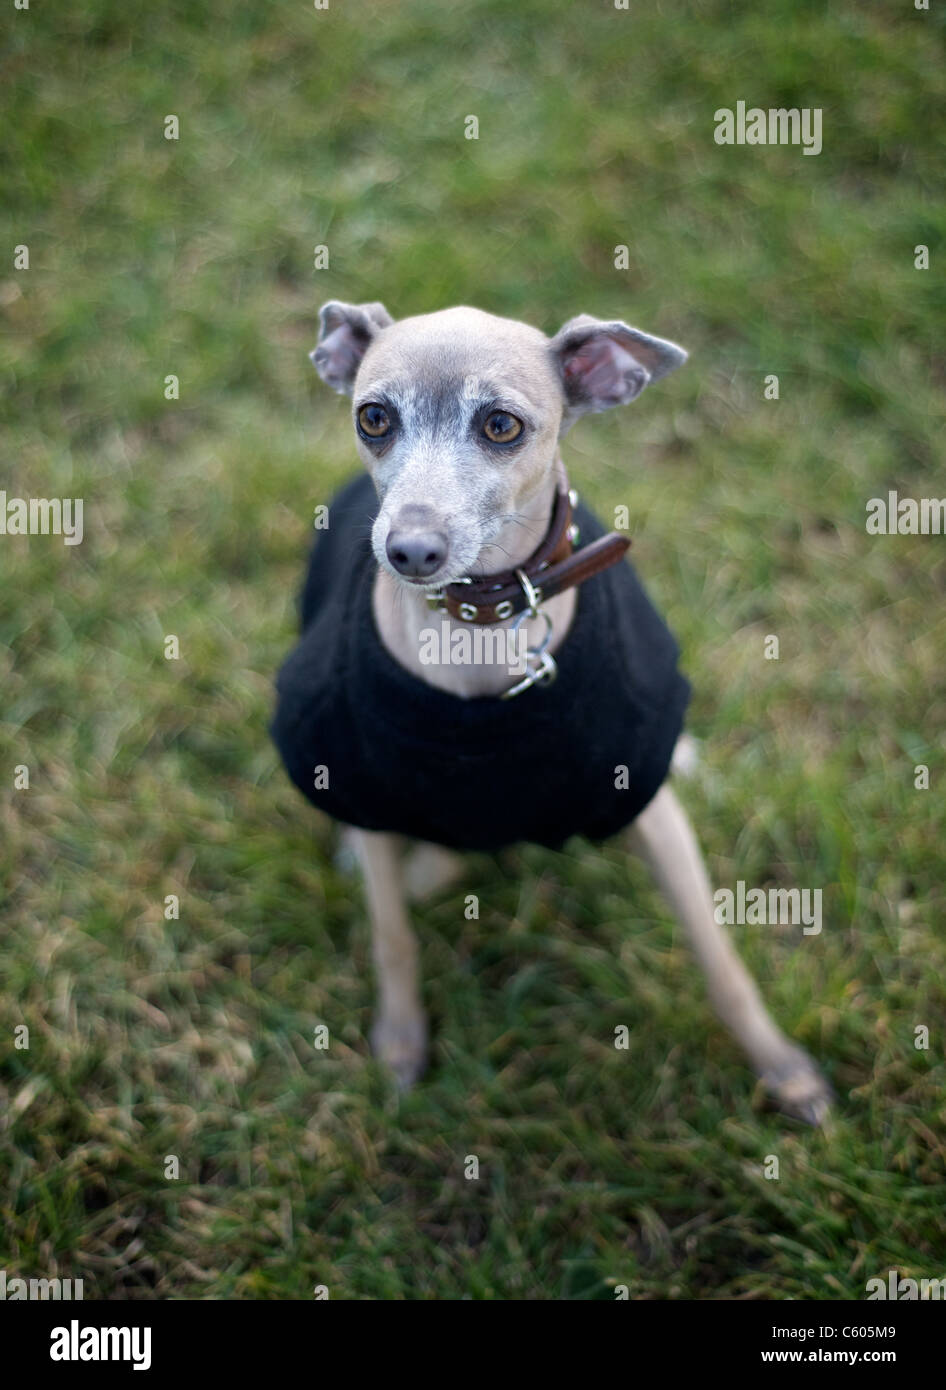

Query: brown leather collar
left=427, top=475, right=631, bottom=625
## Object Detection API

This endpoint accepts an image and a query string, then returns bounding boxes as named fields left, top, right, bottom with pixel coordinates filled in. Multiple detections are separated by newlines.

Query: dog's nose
left=385, top=530, right=447, bottom=579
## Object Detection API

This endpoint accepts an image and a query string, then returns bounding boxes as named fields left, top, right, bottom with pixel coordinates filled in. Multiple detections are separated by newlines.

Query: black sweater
left=271, top=473, right=690, bottom=852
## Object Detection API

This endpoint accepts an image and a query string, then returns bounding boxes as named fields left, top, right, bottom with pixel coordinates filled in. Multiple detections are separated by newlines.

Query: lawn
left=1, top=0, right=944, bottom=1299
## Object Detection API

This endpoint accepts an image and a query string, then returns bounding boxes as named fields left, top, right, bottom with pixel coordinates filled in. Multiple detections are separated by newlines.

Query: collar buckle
left=425, top=575, right=472, bottom=613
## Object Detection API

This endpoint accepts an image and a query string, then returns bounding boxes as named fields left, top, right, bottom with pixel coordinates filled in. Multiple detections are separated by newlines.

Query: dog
left=271, top=300, right=832, bottom=1125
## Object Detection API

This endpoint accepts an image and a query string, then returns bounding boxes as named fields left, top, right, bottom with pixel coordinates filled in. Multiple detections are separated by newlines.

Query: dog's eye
left=483, top=411, right=523, bottom=444
left=358, top=403, right=391, bottom=438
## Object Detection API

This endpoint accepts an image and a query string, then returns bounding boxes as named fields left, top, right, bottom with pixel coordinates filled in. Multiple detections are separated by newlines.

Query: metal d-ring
left=511, top=604, right=552, bottom=652
left=502, top=602, right=557, bottom=700
left=514, top=567, right=542, bottom=617
left=500, top=647, right=558, bottom=700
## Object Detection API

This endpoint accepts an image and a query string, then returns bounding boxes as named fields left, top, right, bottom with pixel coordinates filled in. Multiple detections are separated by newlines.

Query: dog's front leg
left=350, top=827, right=428, bottom=1090
left=626, top=784, right=832, bottom=1125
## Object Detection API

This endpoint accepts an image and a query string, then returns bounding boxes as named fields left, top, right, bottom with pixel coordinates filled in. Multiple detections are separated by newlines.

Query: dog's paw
left=370, top=1011, right=429, bottom=1091
left=759, top=1046, right=834, bottom=1127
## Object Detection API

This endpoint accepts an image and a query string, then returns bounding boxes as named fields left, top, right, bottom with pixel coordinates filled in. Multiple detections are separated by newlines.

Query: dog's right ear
left=310, top=300, right=394, bottom=394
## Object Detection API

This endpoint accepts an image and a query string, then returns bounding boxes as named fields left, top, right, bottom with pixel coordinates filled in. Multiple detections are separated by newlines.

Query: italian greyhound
left=281, top=299, right=832, bottom=1126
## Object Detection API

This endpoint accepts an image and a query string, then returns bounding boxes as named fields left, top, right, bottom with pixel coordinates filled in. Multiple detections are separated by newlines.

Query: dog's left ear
left=310, top=300, right=394, bottom=394
left=550, top=315, right=687, bottom=422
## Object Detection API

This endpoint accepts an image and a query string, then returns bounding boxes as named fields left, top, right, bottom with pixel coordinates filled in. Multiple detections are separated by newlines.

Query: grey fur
left=311, top=303, right=687, bottom=584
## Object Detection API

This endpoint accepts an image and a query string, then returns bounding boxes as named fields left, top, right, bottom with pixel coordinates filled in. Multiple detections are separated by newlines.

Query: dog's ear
left=549, top=314, right=687, bottom=423
left=310, top=300, right=394, bottom=394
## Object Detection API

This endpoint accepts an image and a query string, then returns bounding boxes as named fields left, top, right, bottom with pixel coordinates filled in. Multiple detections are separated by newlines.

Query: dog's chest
left=271, top=474, right=690, bottom=852
left=371, top=572, right=578, bottom=699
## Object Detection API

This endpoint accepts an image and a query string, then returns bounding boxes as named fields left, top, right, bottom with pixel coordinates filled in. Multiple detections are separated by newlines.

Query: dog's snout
left=386, top=528, right=447, bottom=579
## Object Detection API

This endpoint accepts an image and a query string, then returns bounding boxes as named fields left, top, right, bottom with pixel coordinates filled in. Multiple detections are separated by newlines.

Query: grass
left=1, top=0, right=944, bottom=1300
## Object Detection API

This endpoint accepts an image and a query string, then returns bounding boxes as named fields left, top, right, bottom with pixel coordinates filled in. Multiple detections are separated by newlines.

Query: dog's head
left=311, top=302, right=686, bottom=587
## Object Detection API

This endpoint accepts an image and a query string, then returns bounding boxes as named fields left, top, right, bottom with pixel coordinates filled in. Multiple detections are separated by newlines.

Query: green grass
left=1, top=0, right=944, bottom=1300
